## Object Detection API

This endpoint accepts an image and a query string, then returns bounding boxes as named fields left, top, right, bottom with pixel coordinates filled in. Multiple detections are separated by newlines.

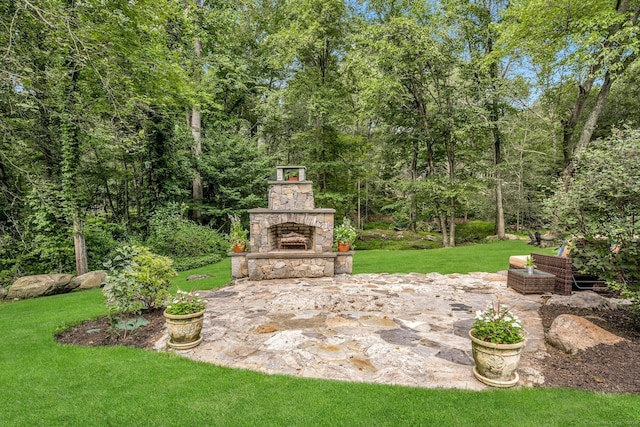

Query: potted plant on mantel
left=164, top=289, right=207, bottom=350
left=468, top=300, right=525, bottom=388
left=334, top=217, right=357, bottom=252
left=229, top=215, right=248, bottom=253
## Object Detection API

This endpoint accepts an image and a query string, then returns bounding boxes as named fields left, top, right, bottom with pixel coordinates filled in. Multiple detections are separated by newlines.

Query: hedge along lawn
left=1, top=243, right=638, bottom=426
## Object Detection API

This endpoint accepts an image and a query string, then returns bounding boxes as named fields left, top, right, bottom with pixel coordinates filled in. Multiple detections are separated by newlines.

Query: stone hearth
left=230, top=166, right=352, bottom=280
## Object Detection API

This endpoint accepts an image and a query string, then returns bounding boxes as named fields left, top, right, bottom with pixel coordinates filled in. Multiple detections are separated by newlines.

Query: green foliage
left=146, top=203, right=226, bottom=270
left=455, top=221, right=495, bottom=244
left=228, top=214, right=248, bottom=249
left=552, top=128, right=640, bottom=311
left=198, top=132, right=273, bottom=226
left=363, top=220, right=394, bottom=230
left=102, top=245, right=176, bottom=316
left=355, top=228, right=442, bottom=251
left=84, top=217, right=127, bottom=271
left=525, top=256, right=535, bottom=268
left=15, top=187, right=75, bottom=275
left=334, top=217, right=357, bottom=245
left=471, top=301, right=525, bottom=345
left=164, top=289, right=207, bottom=315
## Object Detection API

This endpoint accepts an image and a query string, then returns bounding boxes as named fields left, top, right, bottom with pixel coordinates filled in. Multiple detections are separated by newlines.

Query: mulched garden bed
left=56, top=304, right=640, bottom=393
left=536, top=304, right=640, bottom=394
left=55, top=308, right=166, bottom=350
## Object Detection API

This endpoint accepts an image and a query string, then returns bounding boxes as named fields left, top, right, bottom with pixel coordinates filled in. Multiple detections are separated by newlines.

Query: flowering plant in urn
left=471, top=300, right=524, bottom=344
left=165, top=289, right=207, bottom=315
left=163, top=289, right=207, bottom=350
left=469, top=299, right=525, bottom=387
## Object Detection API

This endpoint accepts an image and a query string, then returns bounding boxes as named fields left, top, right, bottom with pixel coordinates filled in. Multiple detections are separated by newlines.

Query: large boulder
left=70, top=270, right=107, bottom=290
left=546, top=314, right=624, bottom=354
left=7, top=274, right=76, bottom=299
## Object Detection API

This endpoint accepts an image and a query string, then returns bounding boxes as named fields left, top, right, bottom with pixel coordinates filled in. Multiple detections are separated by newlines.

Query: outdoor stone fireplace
left=230, top=166, right=353, bottom=280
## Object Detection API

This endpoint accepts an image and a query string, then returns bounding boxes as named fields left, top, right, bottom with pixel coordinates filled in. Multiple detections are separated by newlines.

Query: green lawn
left=1, top=241, right=638, bottom=426
left=353, top=239, right=556, bottom=274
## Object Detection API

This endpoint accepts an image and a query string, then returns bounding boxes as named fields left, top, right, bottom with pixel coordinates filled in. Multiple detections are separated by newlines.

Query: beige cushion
left=509, top=255, right=529, bottom=268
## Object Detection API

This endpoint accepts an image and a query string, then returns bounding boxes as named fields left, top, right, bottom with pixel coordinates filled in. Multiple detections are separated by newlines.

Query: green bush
left=146, top=203, right=226, bottom=269
left=102, top=245, right=176, bottom=315
left=552, top=128, right=640, bottom=314
left=455, top=221, right=495, bottom=244
left=84, top=216, right=128, bottom=271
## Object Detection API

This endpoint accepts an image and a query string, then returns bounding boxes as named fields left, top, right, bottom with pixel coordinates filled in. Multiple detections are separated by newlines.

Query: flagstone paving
left=156, top=272, right=547, bottom=390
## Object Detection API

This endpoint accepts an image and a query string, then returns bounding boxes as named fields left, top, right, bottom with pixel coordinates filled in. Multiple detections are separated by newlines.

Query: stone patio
left=156, top=271, right=548, bottom=390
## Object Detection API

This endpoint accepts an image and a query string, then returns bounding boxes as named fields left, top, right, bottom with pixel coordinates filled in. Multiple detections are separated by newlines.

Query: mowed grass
left=354, top=239, right=556, bottom=274
left=1, top=242, right=638, bottom=426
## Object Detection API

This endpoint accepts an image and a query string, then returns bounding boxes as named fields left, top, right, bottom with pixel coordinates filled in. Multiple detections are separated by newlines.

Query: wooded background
left=1, top=0, right=639, bottom=280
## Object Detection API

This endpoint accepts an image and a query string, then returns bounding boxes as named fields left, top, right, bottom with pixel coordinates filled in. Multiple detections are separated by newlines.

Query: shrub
left=146, top=203, right=226, bottom=270
left=552, top=128, right=640, bottom=314
left=84, top=216, right=127, bottom=271
left=172, top=254, right=222, bottom=272
left=455, top=221, right=495, bottom=244
left=102, top=245, right=176, bottom=316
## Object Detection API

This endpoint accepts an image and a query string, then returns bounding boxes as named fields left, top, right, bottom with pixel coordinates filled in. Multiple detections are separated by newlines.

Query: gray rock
left=546, top=314, right=624, bottom=354
left=376, top=328, right=421, bottom=347
left=8, top=274, right=76, bottom=299
left=0, top=286, right=7, bottom=300
left=548, top=291, right=617, bottom=310
left=70, top=270, right=107, bottom=290
left=435, top=347, right=474, bottom=365
left=186, top=274, right=212, bottom=281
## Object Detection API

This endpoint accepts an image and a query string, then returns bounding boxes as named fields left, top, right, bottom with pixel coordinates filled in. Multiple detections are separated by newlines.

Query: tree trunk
left=449, top=198, right=456, bottom=248
left=73, top=216, right=88, bottom=275
left=562, top=0, right=638, bottom=183
left=189, top=30, right=203, bottom=220
left=440, top=214, right=449, bottom=247
left=410, top=140, right=418, bottom=232
left=486, top=29, right=506, bottom=240
left=561, top=77, right=595, bottom=168
left=495, top=171, right=505, bottom=238
left=189, top=104, right=203, bottom=220
left=563, top=55, right=635, bottom=186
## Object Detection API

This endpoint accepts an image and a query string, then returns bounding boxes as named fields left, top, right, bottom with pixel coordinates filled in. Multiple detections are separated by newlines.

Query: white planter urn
left=164, top=309, right=205, bottom=350
left=469, top=330, right=525, bottom=388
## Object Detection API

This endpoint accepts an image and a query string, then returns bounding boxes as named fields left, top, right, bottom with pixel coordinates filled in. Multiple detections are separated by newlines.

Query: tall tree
left=1, top=0, right=192, bottom=274
left=499, top=0, right=640, bottom=184
left=350, top=2, right=467, bottom=244
left=448, top=0, right=511, bottom=239
left=264, top=0, right=351, bottom=190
